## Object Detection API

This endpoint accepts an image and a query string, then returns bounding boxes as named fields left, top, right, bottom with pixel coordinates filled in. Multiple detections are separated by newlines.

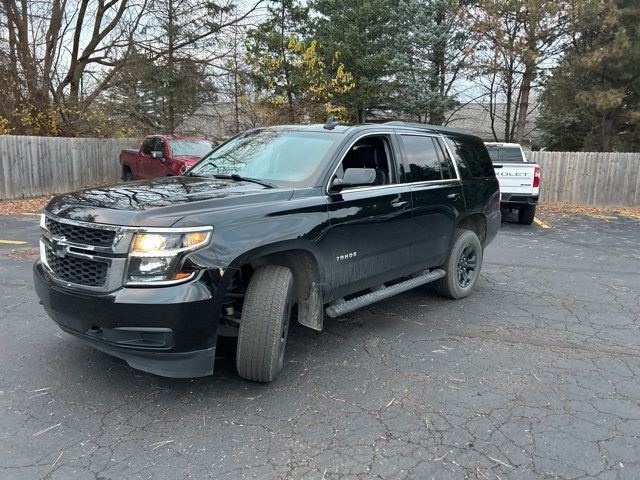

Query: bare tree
left=470, top=0, right=581, bottom=143
left=0, top=0, right=149, bottom=134
left=0, top=0, right=264, bottom=136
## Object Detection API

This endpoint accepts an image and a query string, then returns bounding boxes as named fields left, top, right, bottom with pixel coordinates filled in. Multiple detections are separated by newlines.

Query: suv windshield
left=169, top=139, right=215, bottom=157
left=189, top=129, right=340, bottom=187
left=485, top=145, right=527, bottom=163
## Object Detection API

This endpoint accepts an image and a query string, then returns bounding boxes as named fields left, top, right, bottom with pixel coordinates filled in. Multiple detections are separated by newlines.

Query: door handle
left=447, top=193, right=460, bottom=200
left=391, top=200, right=408, bottom=208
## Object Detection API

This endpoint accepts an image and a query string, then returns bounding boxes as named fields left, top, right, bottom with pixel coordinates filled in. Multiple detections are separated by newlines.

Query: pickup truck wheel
left=123, top=170, right=133, bottom=181
left=518, top=205, right=536, bottom=225
left=236, top=265, right=294, bottom=382
left=436, top=229, right=483, bottom=299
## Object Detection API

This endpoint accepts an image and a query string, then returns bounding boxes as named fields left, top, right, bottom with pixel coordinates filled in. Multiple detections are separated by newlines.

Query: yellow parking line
left=533, top=217, right=551, bottom=229
left=0, top=239, right=27, bottom=245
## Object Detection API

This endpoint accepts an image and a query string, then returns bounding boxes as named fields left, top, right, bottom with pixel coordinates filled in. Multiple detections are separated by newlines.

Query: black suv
left=34, top=122, right=500, bottom=382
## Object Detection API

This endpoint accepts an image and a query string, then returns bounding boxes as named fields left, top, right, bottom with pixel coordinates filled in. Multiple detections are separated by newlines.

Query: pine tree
left=538, top=0, right=639, bottom=151
left=103, top=50, right=215, bottom=134
left=312, top=0, right=398, bottom=122
left=245, top=0, right=310, bottom=122
left=246, top=0, right=354, bottom=123
left=392, top=0, right=470, bottom=125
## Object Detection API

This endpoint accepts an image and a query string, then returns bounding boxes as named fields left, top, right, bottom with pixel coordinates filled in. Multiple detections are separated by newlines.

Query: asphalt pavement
left=0, top=210, right=639, bottom=479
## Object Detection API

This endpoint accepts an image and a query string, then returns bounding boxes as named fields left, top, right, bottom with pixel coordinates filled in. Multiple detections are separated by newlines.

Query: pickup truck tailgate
left=493, top=163, right=538, bottom=195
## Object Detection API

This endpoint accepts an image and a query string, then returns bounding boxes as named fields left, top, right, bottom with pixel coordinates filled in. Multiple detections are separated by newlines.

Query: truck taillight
left=533, top=167, right=541, bottom=188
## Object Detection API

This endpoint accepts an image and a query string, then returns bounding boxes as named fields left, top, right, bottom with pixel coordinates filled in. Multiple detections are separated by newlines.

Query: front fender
left=184, top=196, right=331, bottom=331
left=228, top=239, right=327, bottom=280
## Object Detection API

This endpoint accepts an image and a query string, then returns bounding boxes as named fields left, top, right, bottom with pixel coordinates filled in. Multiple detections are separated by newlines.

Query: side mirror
left=150, top=151, right=164, bottom=160
left=331, top=168, right=376, bottom=191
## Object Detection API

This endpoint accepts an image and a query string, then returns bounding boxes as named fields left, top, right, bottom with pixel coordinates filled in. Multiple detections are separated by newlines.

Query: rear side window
left=401, top=135, right=442, bottom=182
left=445, top=136, right=494, bottom=178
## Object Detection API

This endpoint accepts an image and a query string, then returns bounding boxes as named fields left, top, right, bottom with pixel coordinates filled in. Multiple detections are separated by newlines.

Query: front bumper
left=34, top=261, right=220, bottom=378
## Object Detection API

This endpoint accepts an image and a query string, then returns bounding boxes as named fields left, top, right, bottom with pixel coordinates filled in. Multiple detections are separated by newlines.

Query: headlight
left=126, top=228, right=212, bottom=285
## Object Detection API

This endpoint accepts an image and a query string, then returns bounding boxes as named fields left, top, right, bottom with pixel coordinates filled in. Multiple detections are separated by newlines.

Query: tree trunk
left=233, top=35, right=240, bottom=134
left=504, top=77, right=512, bottom=142
left=515, top=62, right=535, bottom=143
left=601, top=113, right=613, bottom=152
left=429, top=0, right=446, bottom=126
left=428, top=54, right=444, bottom=124
left=358, top=105, right=366, bottom=123
left=167, top=0, right=176, bottom=133
left=503, top=55, right=517, bottom=142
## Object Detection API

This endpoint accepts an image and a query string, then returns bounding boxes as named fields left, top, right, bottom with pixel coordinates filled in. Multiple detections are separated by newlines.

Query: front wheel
left=236, top=265, right=294, bottom=382
left=518, top=205, right=536, bottom=225
left=436, top=229, right=483, bottom=299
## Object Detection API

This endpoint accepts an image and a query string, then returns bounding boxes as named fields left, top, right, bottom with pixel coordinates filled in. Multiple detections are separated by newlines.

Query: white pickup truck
left=485, top=142, right=541, bottom=225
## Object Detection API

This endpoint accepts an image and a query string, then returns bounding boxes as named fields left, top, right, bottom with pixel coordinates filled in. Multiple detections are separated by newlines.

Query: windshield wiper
left=214, top=174, right=276, bottom=189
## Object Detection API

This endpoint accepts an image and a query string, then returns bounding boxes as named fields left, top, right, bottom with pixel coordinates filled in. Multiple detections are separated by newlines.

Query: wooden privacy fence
left=529, top=151, right=640, bottom=206
left=0, top=135, right=639, bottom=206
left=0, top=135, right=138, bottom=199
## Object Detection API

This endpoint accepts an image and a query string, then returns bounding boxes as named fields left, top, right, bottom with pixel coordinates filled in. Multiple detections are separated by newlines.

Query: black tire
left=123, top=169, right=133, bottom=181
left=518, top=205, right=536, bottom=225
left=436, top=229, right=483, bottom=299
left=236, top=265, right=294, bottom=382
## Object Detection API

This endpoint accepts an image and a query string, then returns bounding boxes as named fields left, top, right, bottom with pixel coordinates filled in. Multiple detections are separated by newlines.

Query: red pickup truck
left=120, top=135, right=216, bottom=180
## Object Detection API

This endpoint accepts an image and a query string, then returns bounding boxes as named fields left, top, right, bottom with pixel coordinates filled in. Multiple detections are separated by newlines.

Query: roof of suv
left=265, top=121, right=478, bottom=140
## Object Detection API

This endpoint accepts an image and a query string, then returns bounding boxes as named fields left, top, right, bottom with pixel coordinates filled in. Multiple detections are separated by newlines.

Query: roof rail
left=383, top=121, right=472, bottom=135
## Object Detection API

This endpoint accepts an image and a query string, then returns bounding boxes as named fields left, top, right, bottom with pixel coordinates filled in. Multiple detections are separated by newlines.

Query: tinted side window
left=154, top=139, right=166, bottom=155
left=142, top=138, right=156, bottom=155
left=401, top=135, right=442, bottom=182
left=446, top=136, right=494, bottom=178
left=434, top=138, right=453, bottom=179
left=444, top=137, right=470, bottom=179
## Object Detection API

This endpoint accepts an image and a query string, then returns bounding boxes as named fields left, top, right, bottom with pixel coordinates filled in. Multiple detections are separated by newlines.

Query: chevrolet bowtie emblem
left=51, top=244, right=70, bottom=258
left=50, top=237, right=70, bottom=258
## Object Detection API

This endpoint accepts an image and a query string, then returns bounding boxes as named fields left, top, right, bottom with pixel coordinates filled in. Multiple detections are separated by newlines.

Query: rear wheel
left=123, top=169, right=133, bottom=181
left=436, top=229, right=483, bottom=299
left=518, top=205, right=536, bottom=225
left=236, top=265, right=294, bottom=382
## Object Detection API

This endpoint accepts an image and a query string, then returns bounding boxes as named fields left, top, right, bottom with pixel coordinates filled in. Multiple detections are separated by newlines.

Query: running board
left=325, top=269, right=446, bottom=318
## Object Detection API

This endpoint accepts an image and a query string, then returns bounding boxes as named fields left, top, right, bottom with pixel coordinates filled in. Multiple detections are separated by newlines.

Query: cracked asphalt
left=1, top=210, right=639, bottom=479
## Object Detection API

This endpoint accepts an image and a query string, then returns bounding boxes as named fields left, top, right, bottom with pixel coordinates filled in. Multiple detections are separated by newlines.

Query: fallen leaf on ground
left=0, top=196, right=50, bottom=215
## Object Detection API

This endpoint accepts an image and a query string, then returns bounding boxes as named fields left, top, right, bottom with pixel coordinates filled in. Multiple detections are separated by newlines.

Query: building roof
left=446, top=102, right=541, bottom=145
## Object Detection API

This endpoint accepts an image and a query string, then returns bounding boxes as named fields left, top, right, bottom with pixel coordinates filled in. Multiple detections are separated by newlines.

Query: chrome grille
left=45, top=217, right=116, bottom=247
left=44, top=248, right=108, bottom=287
left=41, top=213, right=132, bottom=292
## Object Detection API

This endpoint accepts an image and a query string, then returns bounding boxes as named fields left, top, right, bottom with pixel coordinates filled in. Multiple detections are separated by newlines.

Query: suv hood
left=46, top=176, right=294, bottom=227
